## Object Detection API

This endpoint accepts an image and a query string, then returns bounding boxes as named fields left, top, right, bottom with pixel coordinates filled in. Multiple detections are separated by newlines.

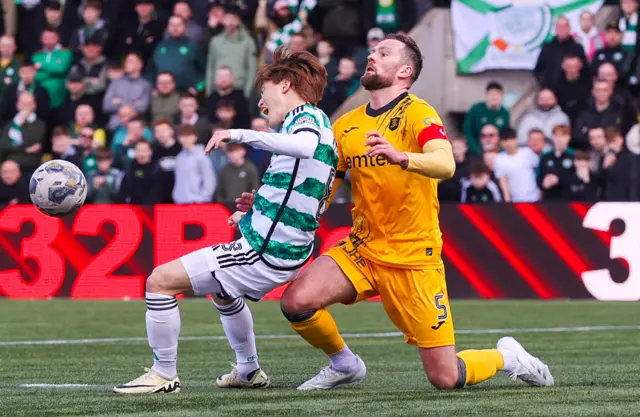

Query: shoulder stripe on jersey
left=286, top=112, right=321, bottom=131
left=262, top=172, right=325, bottom=200
left=254, top=193, right=318, bottom=232
left=291, top=105, right=305, bottom=116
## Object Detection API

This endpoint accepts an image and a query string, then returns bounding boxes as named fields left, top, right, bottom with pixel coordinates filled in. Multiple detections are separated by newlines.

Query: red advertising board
left=0, top=203, right=638, bottom=301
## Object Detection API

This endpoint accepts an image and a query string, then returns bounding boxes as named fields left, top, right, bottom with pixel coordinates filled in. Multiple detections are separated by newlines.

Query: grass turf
left=1, top=300, right=639, bottom=416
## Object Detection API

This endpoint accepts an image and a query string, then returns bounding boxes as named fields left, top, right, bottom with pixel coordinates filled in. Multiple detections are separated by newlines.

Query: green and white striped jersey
left=238, top=104, right=338, bottom=269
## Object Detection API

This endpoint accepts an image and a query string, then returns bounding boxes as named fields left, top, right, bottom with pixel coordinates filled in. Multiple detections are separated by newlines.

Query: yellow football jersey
left=333, top=92, right=448, bottom=269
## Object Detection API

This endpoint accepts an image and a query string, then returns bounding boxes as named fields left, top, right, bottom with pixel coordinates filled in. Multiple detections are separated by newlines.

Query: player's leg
left=211, top=294, right=269, bottom=388
left=281, top=244, right=374, bottom=390
left=114, top=258, right=193, bottom=394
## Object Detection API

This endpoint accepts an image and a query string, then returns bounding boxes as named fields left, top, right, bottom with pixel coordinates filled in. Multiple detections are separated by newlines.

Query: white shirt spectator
left=494, top=147, right=541, bottom=202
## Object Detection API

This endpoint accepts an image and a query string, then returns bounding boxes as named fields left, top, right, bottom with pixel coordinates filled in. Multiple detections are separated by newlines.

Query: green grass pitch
left=1, top=300, right=639, bottom=416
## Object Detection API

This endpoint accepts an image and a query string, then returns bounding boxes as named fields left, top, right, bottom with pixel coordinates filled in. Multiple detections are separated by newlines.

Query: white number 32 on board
left=581, top=203, right=640, bottom=301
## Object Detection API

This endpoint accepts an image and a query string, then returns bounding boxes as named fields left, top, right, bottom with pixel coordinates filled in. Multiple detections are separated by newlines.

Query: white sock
left=329, top=345, right=359, bottom=373
left=213, top=297, right=260, bottom=381
left=146, top=292, right=180, bottom=379
left=498, top=348, right=518, bottom=373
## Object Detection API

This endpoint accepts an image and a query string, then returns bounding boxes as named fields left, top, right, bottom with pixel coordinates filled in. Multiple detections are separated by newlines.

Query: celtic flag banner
left=452, top=0, right=604, bottom=74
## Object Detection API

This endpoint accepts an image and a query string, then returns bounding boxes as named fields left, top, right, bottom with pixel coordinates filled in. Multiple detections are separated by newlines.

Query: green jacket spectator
left=32, top=40, right=73, bottom=109
left=463, top=81, right=510, bottom=155
left=206, top=10, right=256, bottom=98
left=87, top=167, right=124, bottom=204
left=150, top=17, right=205, bottom=92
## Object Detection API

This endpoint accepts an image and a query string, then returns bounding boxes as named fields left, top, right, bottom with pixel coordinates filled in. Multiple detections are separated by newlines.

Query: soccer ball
left=29, top=160, right=88, bottom=217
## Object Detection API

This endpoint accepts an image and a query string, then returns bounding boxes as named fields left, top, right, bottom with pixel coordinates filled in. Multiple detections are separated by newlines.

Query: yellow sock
left=289, top=309, right=345, bottom=355
left=457, top=349, right=504, bottom=386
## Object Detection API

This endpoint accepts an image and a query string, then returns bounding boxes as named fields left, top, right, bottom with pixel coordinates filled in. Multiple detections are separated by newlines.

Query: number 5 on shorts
left=434, top=294, right=448, bottom=321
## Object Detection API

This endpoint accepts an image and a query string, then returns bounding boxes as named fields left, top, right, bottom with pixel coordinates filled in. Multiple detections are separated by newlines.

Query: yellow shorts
left=325, top=239, right=455, bottom=349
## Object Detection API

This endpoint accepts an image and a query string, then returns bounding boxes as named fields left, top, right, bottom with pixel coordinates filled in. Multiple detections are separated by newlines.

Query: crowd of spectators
left=450, top=2, right=640, bottom=203
left=0, top=0, right=421, bottom=206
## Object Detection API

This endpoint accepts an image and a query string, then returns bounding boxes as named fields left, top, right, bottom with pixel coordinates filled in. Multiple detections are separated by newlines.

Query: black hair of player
left=384, top=33, right=423, bottom=82
left=499, top=127, right=518, bottom=141
left=486, top=81, right=503, bottom=92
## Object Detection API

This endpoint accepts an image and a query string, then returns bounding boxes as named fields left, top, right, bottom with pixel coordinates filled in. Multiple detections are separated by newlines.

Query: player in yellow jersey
left=239, top=34, right=554, bottom=390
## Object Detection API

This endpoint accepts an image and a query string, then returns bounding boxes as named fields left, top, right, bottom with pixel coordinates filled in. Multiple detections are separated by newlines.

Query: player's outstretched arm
left=204, top=128, right=317, bottom=159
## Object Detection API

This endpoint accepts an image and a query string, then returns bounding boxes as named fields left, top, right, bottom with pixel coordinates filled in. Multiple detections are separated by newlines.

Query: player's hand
left=364, top=131, right=408, bottom=167
left=205, top=130, right=232, bottom=156
left=542, top=174, right=559, bottom=189
left=228, top=211, right=245, bottom=229
left=235, top=189, right=255, bottom=212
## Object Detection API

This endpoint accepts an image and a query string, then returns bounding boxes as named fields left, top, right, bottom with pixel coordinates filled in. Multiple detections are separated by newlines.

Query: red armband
left=417, top=124, right=449, bottom=148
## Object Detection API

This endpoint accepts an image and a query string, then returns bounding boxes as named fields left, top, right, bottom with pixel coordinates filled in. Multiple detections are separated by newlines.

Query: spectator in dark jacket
left=563, top=150, right=599, bottom=201
left=0, top=159, right=30, bottom=204
left=597, top=62, right=638, bottom=134
left=0, top=36, right=21, bottom=118
left=200, top=2, right=225, bottom=53
left=175, top=93, right=211, bottom=145
left=206, top=66, right=250, bottom=128
left=70, top=37, right=108, bottom=112
left=573, top=80, right=625, bottom=149
left=537, top=124, right=576, bottom=201
left=87, top=147, right=124, bottom=204
left=68, top=0, right=108, bottom=58
left=57, top=70, right=104, bottom=128
left=0, top=92, right=46, bottom=172
left=461, top=160, right=502, bottom=203
left=3, top=63, right=51, bottom=124
left=117, top=0, right=165, bottom=65
left=170, top=2, right=204, bottom=44
left=439, top=136, right=479, bottom=202
left=150, top=16, right=205, bottom=93
left=534, top=17, right=588, bottom=88
left=602, top=126, right=640, bottom=200
left=591, top=20, right=633, bottom=81
left=553, top=54, right=592, bottom=124
left=152, top=119, right=182, bottom=203
left=118, top=139, right=159, bottom=204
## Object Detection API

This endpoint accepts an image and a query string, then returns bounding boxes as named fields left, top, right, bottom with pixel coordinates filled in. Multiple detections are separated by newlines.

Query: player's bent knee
left=281, top=308, right=317, bottom=323
left=280, top=288, right=319, bottom=315
left=145, top=262, right=190, bottom=296
left=427, top=372, right=458, bottom=390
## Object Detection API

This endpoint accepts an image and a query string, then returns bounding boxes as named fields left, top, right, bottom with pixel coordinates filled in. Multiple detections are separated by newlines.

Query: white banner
left=452, top=0, right=605, bottom=74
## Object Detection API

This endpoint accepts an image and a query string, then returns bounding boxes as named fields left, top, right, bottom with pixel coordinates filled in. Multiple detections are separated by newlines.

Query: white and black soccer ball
left=29, top=160, right=88, bottom=217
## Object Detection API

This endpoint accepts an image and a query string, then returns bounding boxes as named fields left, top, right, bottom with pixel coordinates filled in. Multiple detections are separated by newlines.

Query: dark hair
left=384, top=33, right=423, bottom=82
left=178, top=124, right=198, bottom=136
left=125, top=52, right=143, bottom=62
left=486, top=81, right=503, bottom=92
left=84, top=0, right=102, bottom=10
left=95, top=147, right=113, bottom=161
left=604, top=126, right=622, bottom=141
left=52, top=125, right=70, bottom=137
left=499, top=127, right=517, bottom=140
left=134, top=139, right=152, bottom=149
left=469, top=160, right=492, bottom=176
left=255, top=46, right=328, bottom=105
left=574, top=150, right=590, bottom=161
left=179, top=92, right=197, bottom=101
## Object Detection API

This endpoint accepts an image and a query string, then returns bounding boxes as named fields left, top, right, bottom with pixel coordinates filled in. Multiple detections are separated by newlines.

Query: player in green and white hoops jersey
left=114, top=47, right=335, bottom=394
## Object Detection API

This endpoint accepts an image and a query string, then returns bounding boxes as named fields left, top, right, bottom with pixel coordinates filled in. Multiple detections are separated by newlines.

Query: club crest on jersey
left=389, top=117, right=401, bottom=131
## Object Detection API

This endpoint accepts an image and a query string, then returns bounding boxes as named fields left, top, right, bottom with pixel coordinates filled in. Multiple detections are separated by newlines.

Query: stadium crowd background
left=0, top=0, right=638, bottom=206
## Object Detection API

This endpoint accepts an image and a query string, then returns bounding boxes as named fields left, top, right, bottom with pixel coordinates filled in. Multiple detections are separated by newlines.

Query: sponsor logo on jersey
left=345, top=154, right=388, bottom=169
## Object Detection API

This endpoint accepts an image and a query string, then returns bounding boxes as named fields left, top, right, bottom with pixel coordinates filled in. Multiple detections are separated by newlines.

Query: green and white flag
left=452, top=0, right=604, bottom=74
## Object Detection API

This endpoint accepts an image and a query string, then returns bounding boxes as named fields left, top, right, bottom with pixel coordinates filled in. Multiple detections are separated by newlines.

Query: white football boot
left=297, top=355, right=367, bottom=391
left=113, top=368, right=181, bottom=394
left=497, top=337, right=554, bottom=387
left=216, top=364, right=271, bottom=388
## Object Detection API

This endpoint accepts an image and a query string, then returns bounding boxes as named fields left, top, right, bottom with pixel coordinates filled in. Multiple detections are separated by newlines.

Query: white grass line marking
left=18, top=384, right=100, bottom=388
left=1, top=325, right=638, bottom=347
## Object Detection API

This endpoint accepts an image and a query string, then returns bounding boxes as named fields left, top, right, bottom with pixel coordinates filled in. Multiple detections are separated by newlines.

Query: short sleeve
left=406, top=101, right=449, bottom=148
left=525, top=148, right=540, bottom=168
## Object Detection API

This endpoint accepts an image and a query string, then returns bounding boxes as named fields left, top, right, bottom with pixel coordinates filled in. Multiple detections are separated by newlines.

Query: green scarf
left=8, top=112, right=36, bottom=146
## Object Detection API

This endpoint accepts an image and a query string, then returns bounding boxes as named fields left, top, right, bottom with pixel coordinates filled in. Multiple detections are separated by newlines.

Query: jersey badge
left=389, top=117, right=401, bottom=131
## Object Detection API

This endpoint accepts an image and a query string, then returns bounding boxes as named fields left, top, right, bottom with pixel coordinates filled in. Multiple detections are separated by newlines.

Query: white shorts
left=180, top=237, right=301, bottom=301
